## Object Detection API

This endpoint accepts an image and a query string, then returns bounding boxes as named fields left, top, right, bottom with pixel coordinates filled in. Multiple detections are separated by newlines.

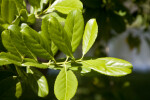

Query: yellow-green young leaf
left=47, top=0, right=83, bottom=14
left=64, top=10, right=84, bottom=52
left=54, top=67, right=78, bottom=100
left=27, top=67, right=49, bottom=97
left=0, top=52, right=21, bottom=66
left=82, top=19, right=98, bottom=56
left=21, top=23, right=54, bottom=60
left=1, top=0, right=18, bottom=23
left=48, top=16, right=73, bottom=58
left=82, top=57, right=133, bottom=76
left=15, top=82, right=22, bottom=98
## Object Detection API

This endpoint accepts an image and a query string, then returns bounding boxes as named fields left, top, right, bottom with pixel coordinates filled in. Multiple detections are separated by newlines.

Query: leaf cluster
left=0, top=0, right=133, bottom=100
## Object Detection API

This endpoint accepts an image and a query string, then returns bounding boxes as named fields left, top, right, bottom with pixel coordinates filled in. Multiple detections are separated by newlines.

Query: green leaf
left=14, top=0, right=26, bottom=12
left=0, top=52, right=21, bottom=66
left=51, top=41, right=58, bottom=55
left=28, top=0, right=41, bottom=8
left=1, top=0, right=18, bottom=23
left=82, top=57, right=133, bottom=76
left=21, top=23, right=54, bottom=60
left=22, top=58, right=49, bottom=69
left=42, top=12, right=66, bottom=23
left=15, top=81, right=22, bottom=98
left=64, top=10, right=84, bottom=52
left=81, top=67, right=91, bottom=74
left=2, top=30, right=21, bottom=56
left=47, top=0, right=83, bottom=14
left=8, top=25, right=37, bottom=60
left=20, top=9, right=28, bottom=22
left=82, top=19, right=98, bottom=56
left=54, top=67, right=78, bottom=100
left=27, top=14, right=36, bottom=25
left=29, top=0, right=49, bottom=12
left=40, top=0, right=49, bottom=10
left=41, top=15, right=52, bottom=55
left=12, top=16, right=20, bottom=25
left=15, top=66, right=28, bottom=82
left=42, top=13, right=64, bottom=55
left=27, top=67, right=49, bottom=97
left=48, top=16, right=73, bottom=58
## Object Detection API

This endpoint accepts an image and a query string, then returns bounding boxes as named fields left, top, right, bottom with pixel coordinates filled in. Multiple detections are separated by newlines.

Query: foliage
left=0, top=0, right=133, bottom=100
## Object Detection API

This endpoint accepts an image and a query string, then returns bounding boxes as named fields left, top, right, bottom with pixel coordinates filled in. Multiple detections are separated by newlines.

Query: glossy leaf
left=27, top=67, right=49, bottom=97
left=41, top=15, right=58, bottom=56
left=48, top=16, right=73, bottom=58
left=8, top=25, right=37, bottom=60
left=0, top=52, right=21, bottom=66
left=47, top=0, right=83, bottom=14
left=21, top=23, right=54, bottom=60
left=2, top=30, right=21, bottom=56
left=54, top=67, right=78, bottom=100
left=64, top=10, right=84, bottom=52
left=41, top=15, right=52, bottom=55
left=82, top=57, right=133, bottom=76
left=82, top=19, right=98, bottom=56
left=1, top=0, right=18, bottom=23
